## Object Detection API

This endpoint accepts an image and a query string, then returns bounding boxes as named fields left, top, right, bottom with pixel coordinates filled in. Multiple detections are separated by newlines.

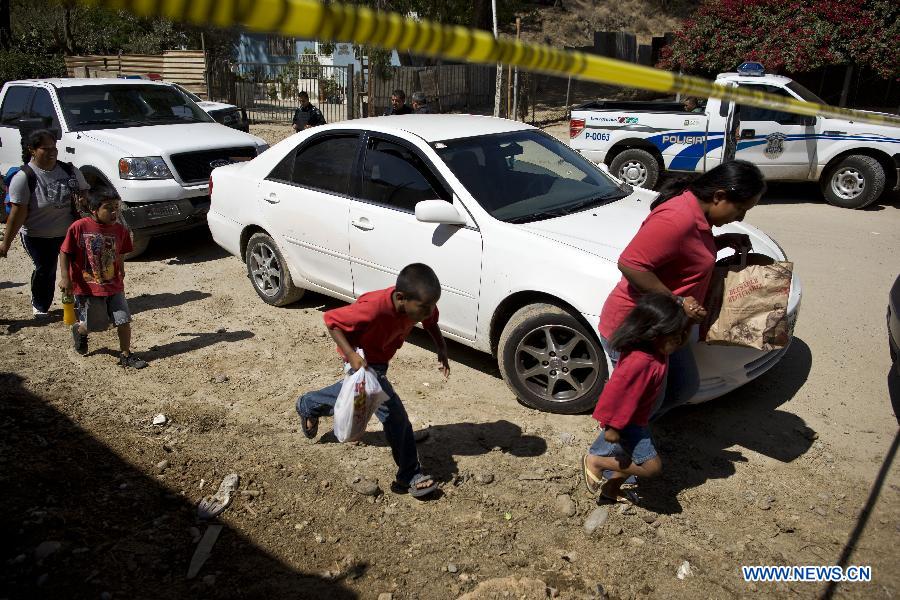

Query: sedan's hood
left=519, top=192, right=786, bottom=262
left=518, top=194, right=654, bottom=260
left=82, top=123, right=265, bottom=156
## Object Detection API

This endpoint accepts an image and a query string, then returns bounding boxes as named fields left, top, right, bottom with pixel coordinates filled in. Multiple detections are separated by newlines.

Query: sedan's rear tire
left=245, top=232, right=304, bottom=306
left=609, top=148, right=660, bottom=189
left=498, top=303, right=608, bottom=414
left=820, top=155, right=885, bottom=209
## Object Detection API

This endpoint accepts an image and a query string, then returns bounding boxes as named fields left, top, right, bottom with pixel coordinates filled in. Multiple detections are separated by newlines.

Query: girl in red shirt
left=584, top=293, right=689, bottom=503
left=598, top=160, right=766, bottom=415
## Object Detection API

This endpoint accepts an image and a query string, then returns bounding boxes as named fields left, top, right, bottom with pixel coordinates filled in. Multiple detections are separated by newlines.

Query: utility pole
left=492, top=0, right=501, bottom=117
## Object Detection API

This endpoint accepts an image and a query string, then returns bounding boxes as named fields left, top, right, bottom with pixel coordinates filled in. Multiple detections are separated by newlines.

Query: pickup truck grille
left=170, top=146, right=257, bottom=184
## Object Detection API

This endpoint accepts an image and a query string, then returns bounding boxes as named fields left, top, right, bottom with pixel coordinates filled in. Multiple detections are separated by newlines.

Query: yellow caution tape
left=78, top=0, right=900, bottom=128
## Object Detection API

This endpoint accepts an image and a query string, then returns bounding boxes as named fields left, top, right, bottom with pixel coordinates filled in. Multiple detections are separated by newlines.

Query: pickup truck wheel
left=498, top=303, right=608, bottom=414
left=245, top=232, right=304, bottom=306
left=123, top=233, right=150, bottom=260
left=609, top=149, right=659, bottom=189
left=821, top=155, right=885, bottom=209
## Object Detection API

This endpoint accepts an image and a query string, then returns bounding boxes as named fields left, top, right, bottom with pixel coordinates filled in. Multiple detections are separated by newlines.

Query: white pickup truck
left=570, top=64, right=900, bottom=209
left=0, top=78, right=268, bottom=256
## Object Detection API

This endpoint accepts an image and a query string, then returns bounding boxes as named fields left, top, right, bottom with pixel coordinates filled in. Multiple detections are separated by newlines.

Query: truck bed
left=573, top=100, right=689, bottom=113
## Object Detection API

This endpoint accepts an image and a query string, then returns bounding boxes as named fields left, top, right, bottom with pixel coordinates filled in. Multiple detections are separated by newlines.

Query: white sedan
left=207, top=115, right=801, bottom=414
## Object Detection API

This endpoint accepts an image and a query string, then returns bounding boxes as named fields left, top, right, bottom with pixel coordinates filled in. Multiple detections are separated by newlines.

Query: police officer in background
left=292, top=91, right=327, bottom=132
left=385, top=89, right=413, bottom=115
left=411, top=91, right=430, bottom=114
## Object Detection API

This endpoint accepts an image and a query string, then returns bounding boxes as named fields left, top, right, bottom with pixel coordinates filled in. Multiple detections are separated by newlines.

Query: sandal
left=71, top=324, right=88, bottom=355
left=401, top=473, right=437, bottom=498
left=600, top=488, right=641, bottom=505
left=582, top=454, right=606, bottom=496
left=300, top=415, right=319, bottom=439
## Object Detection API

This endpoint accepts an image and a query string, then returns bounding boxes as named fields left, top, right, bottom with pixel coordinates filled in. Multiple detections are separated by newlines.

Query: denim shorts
left=589, top=424, right=657, bottom=465
left=75, top=292, right=131, bottom=332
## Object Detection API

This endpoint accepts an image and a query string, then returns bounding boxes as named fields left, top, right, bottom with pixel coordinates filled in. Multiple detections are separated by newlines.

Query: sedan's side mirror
left=415, top=199, right=467, bottom=225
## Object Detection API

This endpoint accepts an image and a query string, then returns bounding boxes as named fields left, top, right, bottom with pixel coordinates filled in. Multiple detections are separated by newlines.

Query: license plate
left=146, top=203, right=181, bottom=220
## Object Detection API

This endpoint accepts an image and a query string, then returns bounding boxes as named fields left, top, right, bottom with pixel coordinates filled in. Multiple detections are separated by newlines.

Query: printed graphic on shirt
left=81, top=232, right=117, bottom=285
left=46, top=178, right=76, bottom=209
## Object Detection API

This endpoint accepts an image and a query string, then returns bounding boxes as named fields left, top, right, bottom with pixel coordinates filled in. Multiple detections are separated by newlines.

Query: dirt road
left=1, top=124, right=898, bottom=599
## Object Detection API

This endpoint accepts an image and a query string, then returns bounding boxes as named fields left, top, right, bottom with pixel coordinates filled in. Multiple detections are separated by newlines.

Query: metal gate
left=210, top=62, right=354, bottom=125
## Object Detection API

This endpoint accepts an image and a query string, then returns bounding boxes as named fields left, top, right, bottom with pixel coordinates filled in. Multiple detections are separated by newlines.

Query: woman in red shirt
left=598, top=160, right=766, bottom=415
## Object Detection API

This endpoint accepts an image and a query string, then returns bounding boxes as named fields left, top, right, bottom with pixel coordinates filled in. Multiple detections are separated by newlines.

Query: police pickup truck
left=0, top=78, right=268, bottom=256
left=569, top=63, right=900, bottom=209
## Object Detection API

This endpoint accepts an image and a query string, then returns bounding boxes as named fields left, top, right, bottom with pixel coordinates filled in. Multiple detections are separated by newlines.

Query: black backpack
left=20, top=161, right=83, bottom=219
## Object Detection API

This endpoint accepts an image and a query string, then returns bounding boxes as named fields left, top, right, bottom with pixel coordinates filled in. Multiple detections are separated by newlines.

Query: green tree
left=659, top=0, right=899, bottom=80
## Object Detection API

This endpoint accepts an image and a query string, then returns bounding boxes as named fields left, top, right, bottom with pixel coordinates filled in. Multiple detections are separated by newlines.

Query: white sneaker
left=32, top=306, right=50, bottom=318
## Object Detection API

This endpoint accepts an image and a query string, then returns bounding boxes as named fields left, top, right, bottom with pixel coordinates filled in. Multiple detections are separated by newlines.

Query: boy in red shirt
left=296, top=263, right=450, bottom=497
left=583, top=293, right=687, bottom=503
left=58, top=188, right=147, bottom=369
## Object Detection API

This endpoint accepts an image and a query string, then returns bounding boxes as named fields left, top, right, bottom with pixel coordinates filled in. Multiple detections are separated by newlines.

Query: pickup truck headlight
left=118, top=157, right=173, bottom=180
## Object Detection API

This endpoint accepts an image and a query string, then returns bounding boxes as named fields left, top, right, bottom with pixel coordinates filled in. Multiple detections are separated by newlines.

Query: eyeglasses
left=37, top=147, right=58, bottom=152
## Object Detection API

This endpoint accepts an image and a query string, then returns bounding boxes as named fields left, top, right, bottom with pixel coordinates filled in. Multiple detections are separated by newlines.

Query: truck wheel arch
left=604, top=139, right=663, bottom=169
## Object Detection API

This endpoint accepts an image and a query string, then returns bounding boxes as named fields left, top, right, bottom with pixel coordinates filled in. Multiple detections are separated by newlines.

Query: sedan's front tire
left=245, top=232, right=304, bottom=306
left=498, top=303, right=608, bottom=414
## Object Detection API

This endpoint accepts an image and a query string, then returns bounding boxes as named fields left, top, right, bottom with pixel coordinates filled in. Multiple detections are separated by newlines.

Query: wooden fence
left=64, top=51, right=207, bottom=98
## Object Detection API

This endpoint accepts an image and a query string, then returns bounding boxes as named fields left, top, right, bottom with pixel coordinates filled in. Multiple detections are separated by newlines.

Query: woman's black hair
left=21, top=129, right=56, bottom=164
left=650, top=159, right=766, bottom=210
left=609, top=293, right=689, bottom=353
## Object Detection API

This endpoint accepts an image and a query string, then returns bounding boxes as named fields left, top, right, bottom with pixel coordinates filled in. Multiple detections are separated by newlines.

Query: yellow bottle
left=62, top=291, right=76, bottom=326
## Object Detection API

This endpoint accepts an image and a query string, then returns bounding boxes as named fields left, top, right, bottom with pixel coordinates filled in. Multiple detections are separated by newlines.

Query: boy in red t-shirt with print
left=296, top=263, right=450, bottom=498
left=58, top=188, right=147, bottom=369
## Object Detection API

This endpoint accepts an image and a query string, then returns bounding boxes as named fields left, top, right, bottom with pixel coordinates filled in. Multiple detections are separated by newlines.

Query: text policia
left=75, top=0, right=900, bottom=129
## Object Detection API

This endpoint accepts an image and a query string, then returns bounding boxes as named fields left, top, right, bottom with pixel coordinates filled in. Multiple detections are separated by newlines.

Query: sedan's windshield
left=58, top=85, right=213, bottom=130
left=434, top=130, right=628, bottom=223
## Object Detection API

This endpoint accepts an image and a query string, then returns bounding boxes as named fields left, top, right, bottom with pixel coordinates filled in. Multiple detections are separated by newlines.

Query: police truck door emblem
left=764, top=133, right=786, bottom=159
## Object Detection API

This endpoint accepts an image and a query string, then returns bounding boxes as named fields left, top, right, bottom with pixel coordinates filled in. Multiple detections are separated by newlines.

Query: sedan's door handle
left=264, top=192, right=279, bottom=204
left=351, top=218, right=374, bottom=231
left=740, top=129, right=755, bottom=139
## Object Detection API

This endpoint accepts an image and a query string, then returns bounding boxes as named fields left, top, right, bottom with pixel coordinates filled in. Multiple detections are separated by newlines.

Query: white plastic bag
left=333, top=350, right=389, bottom=442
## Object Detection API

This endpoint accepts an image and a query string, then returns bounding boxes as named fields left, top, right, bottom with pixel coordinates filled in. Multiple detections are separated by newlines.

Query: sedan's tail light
left=208, top=174, right=214, bottom=199
left=570, top=118, right=585, bottom=139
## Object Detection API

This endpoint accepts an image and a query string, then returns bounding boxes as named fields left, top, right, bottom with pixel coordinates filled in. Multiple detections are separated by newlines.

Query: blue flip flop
left=403, top=473, right=437, bottom=498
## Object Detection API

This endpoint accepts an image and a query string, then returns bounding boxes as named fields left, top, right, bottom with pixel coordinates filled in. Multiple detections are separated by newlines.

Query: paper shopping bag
left=703, top=255, right=794, bottom=351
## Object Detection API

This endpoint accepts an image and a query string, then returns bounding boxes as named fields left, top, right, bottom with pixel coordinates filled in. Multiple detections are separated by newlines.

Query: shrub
left=659, top=0, right=899, bottom=80
left=0, top=50, right=66, bottom=85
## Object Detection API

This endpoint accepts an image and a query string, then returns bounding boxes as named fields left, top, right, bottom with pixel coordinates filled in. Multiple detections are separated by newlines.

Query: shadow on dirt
left=1, top=310, right=65, bottom=334
left=319, top=419, right=548, bottom=484
left=133, top=228, right=229, bottom=265
left=0, top=372, right=358, bottom=599
left=638, top=337, right=815, bottom=514
left=130, top=290, right=213, bottom=315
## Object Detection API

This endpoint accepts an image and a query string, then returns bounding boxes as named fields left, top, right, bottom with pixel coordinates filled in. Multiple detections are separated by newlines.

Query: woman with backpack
left=0, top=129, right=89, bottom=317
